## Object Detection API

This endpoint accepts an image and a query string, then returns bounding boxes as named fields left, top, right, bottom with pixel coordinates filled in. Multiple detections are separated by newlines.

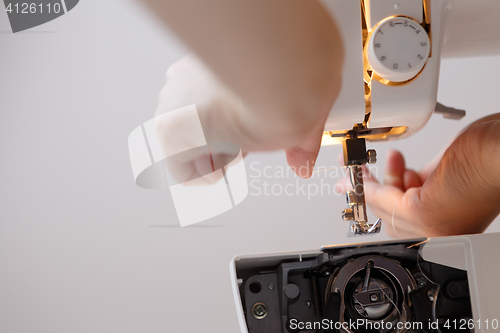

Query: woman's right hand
left=360, top=114, right=500, bottom=238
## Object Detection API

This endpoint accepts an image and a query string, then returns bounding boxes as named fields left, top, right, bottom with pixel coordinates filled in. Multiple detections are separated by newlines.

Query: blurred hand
left=341, top=114, right=500, bottom=238
left=154, top=55, right=247, bottom=185
left=155, top=55, right=340, bottom=183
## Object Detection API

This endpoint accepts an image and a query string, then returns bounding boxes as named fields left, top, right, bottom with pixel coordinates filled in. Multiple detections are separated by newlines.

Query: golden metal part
left=320, top=134, right=344, bottom=146
left=321, top=126, right=408, bottom=146
left=424, top=0, right=432, bottom=57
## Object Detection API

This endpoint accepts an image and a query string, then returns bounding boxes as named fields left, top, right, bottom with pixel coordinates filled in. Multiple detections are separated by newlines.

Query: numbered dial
left=367, top=17, right=430, bottom=82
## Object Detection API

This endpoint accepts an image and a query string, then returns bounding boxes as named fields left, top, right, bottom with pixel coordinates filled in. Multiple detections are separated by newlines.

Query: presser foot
left=340, top=131, right=381, bottom=236
left=348, top=218, right=382, bottom=237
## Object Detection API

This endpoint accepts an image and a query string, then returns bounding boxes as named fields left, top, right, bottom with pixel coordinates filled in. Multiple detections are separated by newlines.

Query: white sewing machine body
left=231, top=233, right=500, bottom=333
left=322, top=0, right=500, bottom=142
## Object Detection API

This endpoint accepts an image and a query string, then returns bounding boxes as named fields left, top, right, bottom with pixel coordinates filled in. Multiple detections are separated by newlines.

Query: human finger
left=364, top=172, right=405, bottom=219
left=383, top=149, right=405, bottom=190
left=285, top=127, right=324, bottom=179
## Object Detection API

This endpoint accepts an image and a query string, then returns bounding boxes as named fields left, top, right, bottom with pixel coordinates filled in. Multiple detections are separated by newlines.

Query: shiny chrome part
left=342, top=208, right=354, bottom=221
left=367, top=149, right=377, bottom=164
left=349, top=218, right=382, bottom=236
left=340, top=127, right=382, bottom=236
left=251, top=302, right=268, bottom=320
left=427, top=288, right=438, bottom=302
left=348, top=165, right=367, bottom=222
left=345, top=164, right=381, bottom=236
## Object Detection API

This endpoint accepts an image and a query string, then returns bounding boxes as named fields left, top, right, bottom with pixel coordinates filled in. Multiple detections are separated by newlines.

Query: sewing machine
left=232, top=0, right=500, bottom=331
left=232, top=233, right=500, bottom=333
left=318, top=0, right=498, bottom=236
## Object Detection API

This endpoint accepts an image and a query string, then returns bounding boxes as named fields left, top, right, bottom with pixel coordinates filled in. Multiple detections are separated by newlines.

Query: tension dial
left=367, top=16, right=430, bottom=82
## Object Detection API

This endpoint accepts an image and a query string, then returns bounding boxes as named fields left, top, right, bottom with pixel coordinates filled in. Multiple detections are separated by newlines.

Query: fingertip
left=285, top=142, right=322, bottom=179
left=285, top=152, right=316, bottom=179
left=384, top=149, right=406, bottom=190
left=386, top=149, right=405, bottom=171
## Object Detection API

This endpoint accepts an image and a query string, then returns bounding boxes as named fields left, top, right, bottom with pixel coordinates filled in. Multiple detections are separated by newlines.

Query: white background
left=1, top=1, right=499, bottom=332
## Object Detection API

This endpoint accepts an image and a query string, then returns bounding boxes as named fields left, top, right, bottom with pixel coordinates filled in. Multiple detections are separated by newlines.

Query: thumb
left=284, top=129, right=323, bottom=179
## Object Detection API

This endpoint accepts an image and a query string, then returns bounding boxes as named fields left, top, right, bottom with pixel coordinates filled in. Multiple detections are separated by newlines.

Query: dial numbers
left=372, top=18, right=430, bottom=73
